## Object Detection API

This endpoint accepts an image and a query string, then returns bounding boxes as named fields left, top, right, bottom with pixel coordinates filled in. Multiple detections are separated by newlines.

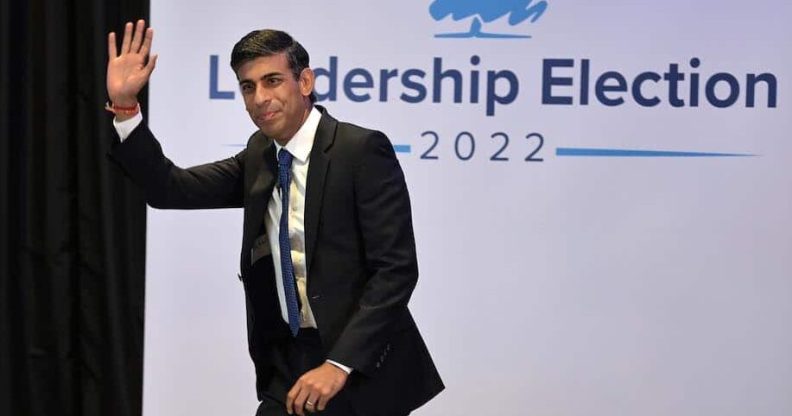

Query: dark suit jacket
left=109, top=107, right=444, bottom=415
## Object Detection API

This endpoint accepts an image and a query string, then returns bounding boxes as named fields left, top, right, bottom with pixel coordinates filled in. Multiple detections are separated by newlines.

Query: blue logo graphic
left=429, top=0, right=548, bottom=39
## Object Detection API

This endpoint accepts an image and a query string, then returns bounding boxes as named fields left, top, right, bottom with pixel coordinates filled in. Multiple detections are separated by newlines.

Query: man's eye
left=267, top=78, right=282, bottom=86
left=241, top=84, right=254, bottom=93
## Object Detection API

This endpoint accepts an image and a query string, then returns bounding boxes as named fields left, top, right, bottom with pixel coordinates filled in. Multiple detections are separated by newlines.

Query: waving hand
left=107, top=20, right=157, bottom=111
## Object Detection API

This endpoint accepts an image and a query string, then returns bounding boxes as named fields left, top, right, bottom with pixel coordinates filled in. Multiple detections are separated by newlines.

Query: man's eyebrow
left=238, top=72, right=284, bottom=85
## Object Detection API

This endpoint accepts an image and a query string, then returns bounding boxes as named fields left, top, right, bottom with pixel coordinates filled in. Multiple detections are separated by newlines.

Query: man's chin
left=254, top=122, right=278, bottom=138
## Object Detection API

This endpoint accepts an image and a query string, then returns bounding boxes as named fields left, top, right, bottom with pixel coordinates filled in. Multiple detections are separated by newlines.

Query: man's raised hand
left=107, top=20, right=157, bottom=110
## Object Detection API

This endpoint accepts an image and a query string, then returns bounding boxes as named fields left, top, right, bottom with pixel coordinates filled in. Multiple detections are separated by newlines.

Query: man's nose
left=254, top=84, right=271, bottom=106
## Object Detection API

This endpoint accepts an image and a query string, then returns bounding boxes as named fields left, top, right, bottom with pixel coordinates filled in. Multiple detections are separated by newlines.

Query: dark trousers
left=255, top=328, right=358, bottom=416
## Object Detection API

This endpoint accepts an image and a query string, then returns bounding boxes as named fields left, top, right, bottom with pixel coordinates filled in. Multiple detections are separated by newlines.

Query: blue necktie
left=277, top=149, right=301, bottom=336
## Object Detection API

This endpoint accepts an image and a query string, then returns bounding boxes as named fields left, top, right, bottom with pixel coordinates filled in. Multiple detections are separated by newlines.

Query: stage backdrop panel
left=144, top=1, right=792, bottom=415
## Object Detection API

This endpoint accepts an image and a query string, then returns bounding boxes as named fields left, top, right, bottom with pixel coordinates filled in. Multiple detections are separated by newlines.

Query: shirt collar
left=274, top=106, right=321, bottom=164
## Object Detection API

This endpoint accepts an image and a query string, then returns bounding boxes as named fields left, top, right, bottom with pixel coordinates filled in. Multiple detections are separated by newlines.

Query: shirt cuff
left=113, top=112, right=143, bottom=141
left=326, top=360, right=353, bottom=374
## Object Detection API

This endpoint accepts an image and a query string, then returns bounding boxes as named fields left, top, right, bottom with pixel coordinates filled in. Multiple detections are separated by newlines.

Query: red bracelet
left=105, top=101, right=140, bottom=116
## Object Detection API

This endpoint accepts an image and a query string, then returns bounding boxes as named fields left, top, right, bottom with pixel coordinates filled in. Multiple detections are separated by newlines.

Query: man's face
left=236, top=53, right=314, bottom=143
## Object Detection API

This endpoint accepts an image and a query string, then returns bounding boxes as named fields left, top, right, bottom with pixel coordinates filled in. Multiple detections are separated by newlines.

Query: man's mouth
left=257, top=110, right=280, bottom=122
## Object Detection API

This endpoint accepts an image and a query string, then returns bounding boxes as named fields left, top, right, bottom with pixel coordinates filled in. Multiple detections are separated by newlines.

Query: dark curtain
left=1, top=0, right=149, bottom=415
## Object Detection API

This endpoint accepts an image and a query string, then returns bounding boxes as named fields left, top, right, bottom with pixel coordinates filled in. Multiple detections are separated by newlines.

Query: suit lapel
left=304, top=110, right=337, bottom=273
left=245, top=136, right=277, bottom=257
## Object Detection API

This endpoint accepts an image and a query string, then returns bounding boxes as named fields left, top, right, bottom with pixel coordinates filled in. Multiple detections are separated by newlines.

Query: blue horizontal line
left=393, top=144, right=411, bottom=153
left=434, top=33, right=531, bottom=39
left=556, top=147, right=756, bottom=158
left=224, top=144, right=413, bottom=155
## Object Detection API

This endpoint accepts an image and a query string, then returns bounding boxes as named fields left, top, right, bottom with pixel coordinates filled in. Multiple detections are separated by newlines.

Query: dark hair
left=230, top=29, right=316, bottom=103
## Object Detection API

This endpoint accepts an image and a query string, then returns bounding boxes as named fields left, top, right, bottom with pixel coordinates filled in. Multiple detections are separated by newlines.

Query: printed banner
left=144, top=2, right=792, bottom=415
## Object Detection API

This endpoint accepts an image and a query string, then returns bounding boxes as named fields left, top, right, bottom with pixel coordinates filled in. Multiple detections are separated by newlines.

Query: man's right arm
left=106, top=20, right=244, bottom=210
left=108, top=121, right=246, bottom=209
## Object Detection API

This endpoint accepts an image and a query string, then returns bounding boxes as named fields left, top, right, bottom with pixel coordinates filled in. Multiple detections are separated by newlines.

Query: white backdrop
left=144, top=1, right=792, bottom=415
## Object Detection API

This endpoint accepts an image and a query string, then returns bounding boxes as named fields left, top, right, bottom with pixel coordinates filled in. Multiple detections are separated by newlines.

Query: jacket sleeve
left=327, top=131, right=419, bottom=375
left=108, top=122, right=245, bottom=209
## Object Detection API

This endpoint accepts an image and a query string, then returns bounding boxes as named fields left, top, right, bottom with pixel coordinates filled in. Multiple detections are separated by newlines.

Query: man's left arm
left=287, top=131, right=417, bottom=415
left=327, top=130, right=419, bottom=373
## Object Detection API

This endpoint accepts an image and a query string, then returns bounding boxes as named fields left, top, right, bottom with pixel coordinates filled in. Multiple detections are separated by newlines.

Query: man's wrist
left=110, top=95, right=139, bottom=108
left=106, top=100, right=140, bottom=123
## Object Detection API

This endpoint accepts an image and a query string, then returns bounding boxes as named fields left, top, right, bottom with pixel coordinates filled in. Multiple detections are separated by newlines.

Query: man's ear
left=299, top=68, right=315, bottom=98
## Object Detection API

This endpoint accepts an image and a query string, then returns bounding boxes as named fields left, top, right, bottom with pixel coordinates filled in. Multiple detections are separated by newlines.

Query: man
left=106, top=20, right=443, bottom=416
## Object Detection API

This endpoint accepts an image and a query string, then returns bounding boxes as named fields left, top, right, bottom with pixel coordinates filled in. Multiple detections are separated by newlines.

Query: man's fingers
left=316, top=393, right=330, bottom=412
left=130, top=19, right=145, bottom=52
left=121, top=22, right=133, bottom=54
left=139, top=27, right=154, bottom=57
left=306, top=393, right=322, bottom=412
left=286, top=365, right=345, bottom=414
left=144, top=54, right=158, bottom=76
left=108, top=32, right=117, bottom=58
left=293, top=388, right=311, bottom=416
left=286, top=383, right=300, bottom=415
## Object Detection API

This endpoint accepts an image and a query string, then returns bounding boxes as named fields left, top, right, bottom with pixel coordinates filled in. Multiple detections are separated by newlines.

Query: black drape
left=1, top=1, right=149, bottom=415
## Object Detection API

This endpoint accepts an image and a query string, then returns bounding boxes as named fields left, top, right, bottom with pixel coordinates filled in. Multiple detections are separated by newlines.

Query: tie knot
left=278, top=148, right=293, bottom=168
